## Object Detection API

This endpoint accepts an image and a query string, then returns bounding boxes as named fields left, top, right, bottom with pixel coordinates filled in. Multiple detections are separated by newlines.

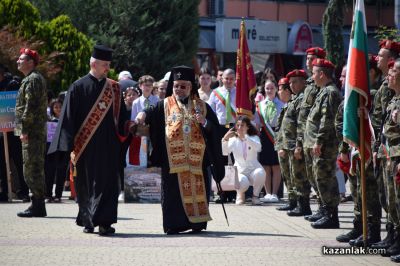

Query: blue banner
left=0, top=91, right=17, bottom=132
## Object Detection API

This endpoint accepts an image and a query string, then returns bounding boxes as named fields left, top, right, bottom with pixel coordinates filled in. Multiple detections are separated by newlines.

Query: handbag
left=212, top=154, right=240, bottom=191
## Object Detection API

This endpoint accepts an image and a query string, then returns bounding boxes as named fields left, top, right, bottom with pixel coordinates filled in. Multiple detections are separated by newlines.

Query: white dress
left=222, top=135, right=266, bottom=196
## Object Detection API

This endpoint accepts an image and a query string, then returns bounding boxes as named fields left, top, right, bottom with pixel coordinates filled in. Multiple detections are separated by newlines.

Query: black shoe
left=99, top=225, right=115, bottom=236
left=17, top=197, right=47, bottom=218
left=349, top=223, right=380, bottom=247
left=391, top=254, right=400, bottom=263
left=382, top=233, right=400, bottom=257
left=17, top=193, right=30, bottom=202
left=311, top=207, right=339, bottom=229
left=305, top=206, right=325, bottom=222
left=166, top=229, right=180, bottom=235
left=371, top=223, right=395, bottom=249
left=190, top=229, right=203, bottom=234
left=83, top=227, right=94, bottom=233
left=336, top=219, right=362, bottom=243
left=276, top=199, right=297, bottom=211
left=287, top=196, right=312, bottom=217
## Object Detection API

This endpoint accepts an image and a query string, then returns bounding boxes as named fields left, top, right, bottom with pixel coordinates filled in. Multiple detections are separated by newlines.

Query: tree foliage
left=322, top=0, right=346, bottom=69
left=29, top=0, right=200, bottom=80
left=374, top=25, right=400, bottom=42
left=0, top=0, right=92, bottom=93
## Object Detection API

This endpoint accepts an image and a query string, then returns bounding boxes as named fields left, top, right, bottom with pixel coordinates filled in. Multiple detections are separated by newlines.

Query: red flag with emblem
left=236, top=20, right=257, bottom=119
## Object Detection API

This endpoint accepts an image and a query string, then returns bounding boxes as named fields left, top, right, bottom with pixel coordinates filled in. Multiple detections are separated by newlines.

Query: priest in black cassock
left=135, top=66, right=224, bottom=234
left=48, top=45, right=129, bottom=236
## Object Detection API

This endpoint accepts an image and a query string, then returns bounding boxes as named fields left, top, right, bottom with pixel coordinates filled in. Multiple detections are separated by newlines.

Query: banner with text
left=0, top=91, right=17, bottom=132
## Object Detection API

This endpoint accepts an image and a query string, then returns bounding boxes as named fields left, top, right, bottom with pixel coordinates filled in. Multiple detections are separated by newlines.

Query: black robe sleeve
left=47, top=84, right=78, bottom=162
left=202, top=103, right=225, bottom=183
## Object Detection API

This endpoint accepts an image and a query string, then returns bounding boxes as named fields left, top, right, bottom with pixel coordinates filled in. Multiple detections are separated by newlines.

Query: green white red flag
left=343, top=0, right=373, bottom=163
left=236, top=20, right=257, bottom=118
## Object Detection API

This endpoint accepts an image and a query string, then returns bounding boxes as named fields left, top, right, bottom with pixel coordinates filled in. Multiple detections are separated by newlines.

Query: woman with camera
left=222, top=116, right=266, bottom=205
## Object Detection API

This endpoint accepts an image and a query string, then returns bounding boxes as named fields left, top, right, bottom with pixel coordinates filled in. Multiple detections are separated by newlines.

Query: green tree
left=29, top=0, right=200, bottom=80
left=322, top=0, right=346, bottom=68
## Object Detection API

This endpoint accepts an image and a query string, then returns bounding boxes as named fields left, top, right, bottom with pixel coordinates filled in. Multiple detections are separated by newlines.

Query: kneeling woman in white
left=222, top=116, right=266, bottom=205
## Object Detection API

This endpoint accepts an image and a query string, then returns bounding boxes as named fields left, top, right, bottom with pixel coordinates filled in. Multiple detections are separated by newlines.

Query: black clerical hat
left=92, top=44, right=113, bottom=61
left=166, top=65, right=199, bottom=97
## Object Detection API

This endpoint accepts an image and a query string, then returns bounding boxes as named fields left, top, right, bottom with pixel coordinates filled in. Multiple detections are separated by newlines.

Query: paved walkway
left=0, top=198, right=393, bottom=265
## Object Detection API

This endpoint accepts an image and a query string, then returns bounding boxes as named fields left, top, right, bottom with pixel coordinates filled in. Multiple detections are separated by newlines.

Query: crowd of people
left=1, top=39, right=400, bottom=262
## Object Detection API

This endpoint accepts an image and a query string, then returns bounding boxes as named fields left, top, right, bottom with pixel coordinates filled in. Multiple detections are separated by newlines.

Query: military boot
left=287, top=196, right=312, bottom=216
left=336, top=218, right=362, bottom=243
left=311, top=207, right=340, bottom=229
left=371, top=222, right=395, bottom=249
left=305, top=205, right=325, bottom=222
left=382, top=231, right=400, bottom=257
left=349, top=223, right=381, bottom=247
left=17, top=197, right=47, bottom=217
left=276, top=198, right=297, bottom=211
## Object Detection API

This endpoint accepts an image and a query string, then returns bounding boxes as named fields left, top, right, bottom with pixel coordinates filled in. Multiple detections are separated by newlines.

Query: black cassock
left=48, top=74, right=128, bottom=228
left=145, top=98, right=224, bottom=233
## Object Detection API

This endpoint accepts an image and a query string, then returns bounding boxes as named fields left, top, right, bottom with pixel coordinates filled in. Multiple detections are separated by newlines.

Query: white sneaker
left=269, top=194, right=279, bottom=203
left=235, top=193, right=245, bottom=205
left=260, top=193, right=272, bottom=203
left=118, top=191, right=124, bottom=202
left=252, top=196, right=261, bottom=205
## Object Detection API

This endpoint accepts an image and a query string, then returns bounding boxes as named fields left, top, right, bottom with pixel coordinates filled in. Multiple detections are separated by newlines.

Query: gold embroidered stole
left=164, top=96, right=211, bottom=223
left=72, top=78, right=120, bottom=165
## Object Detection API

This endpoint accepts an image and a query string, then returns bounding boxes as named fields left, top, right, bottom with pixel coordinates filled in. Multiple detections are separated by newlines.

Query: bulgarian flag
left=236, top=20, right=257, bottom=118
left=343, top=0, right=373, bottom=164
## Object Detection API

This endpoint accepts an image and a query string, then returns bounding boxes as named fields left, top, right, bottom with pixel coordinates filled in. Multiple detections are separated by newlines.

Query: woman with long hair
left=222, top=116, right=266, bottom=205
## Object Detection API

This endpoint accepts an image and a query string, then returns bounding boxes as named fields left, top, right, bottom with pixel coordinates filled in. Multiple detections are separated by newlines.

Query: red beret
left=306, top=47, right=326, bottom=59
left=388, top=59, right=395, bottom=69
left=20, top=48, right=39, bottom=65
left=278, top=77, right=289, bottom=86
left=379, top=39, right=400, bottom=54
left=312, top=58, right=335, bottom=69
left=286, top=69, right=308, bottom=79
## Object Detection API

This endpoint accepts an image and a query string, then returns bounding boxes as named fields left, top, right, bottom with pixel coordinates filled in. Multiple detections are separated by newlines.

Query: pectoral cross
left=98, top=101, right=107, bottom=110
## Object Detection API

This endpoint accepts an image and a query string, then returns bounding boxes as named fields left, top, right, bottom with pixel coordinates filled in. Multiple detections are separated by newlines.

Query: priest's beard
left=174, top=95, right=190, bottom=101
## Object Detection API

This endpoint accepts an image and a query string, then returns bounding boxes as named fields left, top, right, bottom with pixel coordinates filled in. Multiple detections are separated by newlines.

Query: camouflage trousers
left=386, top=157, right=400, bottom=228
left=352, top=162, right=382, bottom=225
left=312, top=147, right=339, bottom=208
left=22, top=133, right=46, bottom=199
left=278, top=150, right=296, bottom=201
left=375, top=159, right=388, bottom=213
left=288, top=150, right=311, bottom=197
left=304, top=147, right=319, bottom=198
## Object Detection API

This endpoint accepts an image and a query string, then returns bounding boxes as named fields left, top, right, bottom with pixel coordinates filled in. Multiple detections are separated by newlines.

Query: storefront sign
left=215, top=18, right=287, bottom=53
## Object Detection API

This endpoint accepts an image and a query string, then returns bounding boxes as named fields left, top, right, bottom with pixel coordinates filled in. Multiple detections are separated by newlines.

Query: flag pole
left=359, top=95, right=368, bottom=248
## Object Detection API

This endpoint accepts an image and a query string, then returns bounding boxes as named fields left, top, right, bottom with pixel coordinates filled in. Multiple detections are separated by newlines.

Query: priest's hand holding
left=313, top=143, right=322, bottom=157
left=20, top=134, right=28, bottom=143
left=195, top=113, right=206, bottom=126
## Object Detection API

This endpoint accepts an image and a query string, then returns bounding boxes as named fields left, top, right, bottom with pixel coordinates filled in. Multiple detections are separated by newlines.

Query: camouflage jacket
left=304, top=82, right=342, bottom=148
left=281, top=92, right=304, bottom=150
left=383, top=95, right=400, bottom=158
left=14, top=70, right=47, bottom=136
left=296, top=78, right=319, bottom=148
left=334, top=100, right=350, bottom=154
left=371, top=78, right=394, bottom=153
left=274, top=103, right=288, bottom=151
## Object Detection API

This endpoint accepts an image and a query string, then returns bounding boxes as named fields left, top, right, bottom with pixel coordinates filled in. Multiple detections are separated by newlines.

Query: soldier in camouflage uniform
left=295, top=47, right=326, bottom=222
left=370, top=40, right=400, bottom=250
left=274, top=78, right=296, bottom=211
left=279, top=69, right=311, bottom=216
left=14, top=48, right=47, bottom=217
left=379, top=60, right=400, bottom=262
left=304, top=59, right=342, bottom=229
left=384, top=59, right=400, bottom=263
